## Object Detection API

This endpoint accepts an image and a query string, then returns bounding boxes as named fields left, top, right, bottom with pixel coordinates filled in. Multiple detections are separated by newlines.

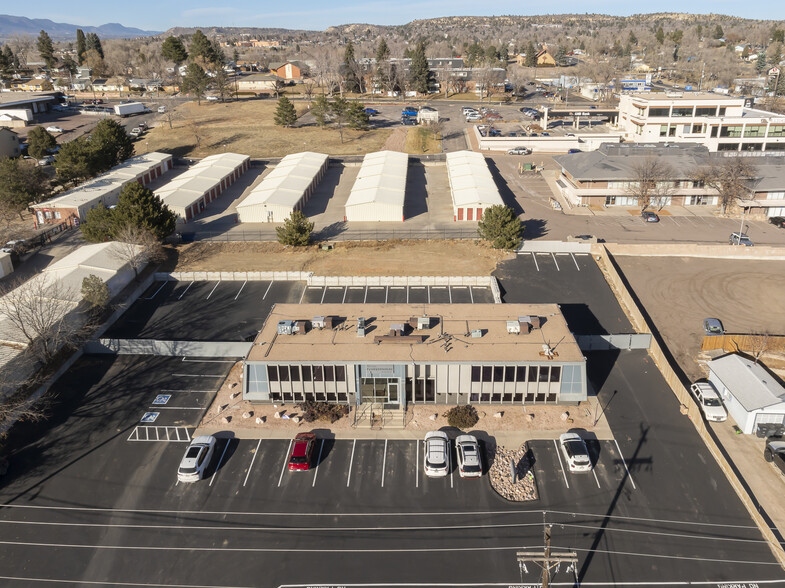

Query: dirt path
left=382, top=127, right=407, bottom=152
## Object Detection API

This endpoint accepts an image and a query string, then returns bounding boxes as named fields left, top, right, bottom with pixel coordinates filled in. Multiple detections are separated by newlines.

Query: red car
left=288, top=432, right=316, bottom=471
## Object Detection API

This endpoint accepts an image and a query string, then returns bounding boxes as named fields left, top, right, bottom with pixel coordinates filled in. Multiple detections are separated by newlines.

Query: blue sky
left=28, top=1, right=785, bottom=32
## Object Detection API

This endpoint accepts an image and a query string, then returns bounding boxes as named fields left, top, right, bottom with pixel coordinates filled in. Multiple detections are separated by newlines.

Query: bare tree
left=0, top=352, right=49, bottom=434
left=303, top=80, right=317, bottom=100
left=506, top=64, right=532, bottom=98
left=626, top=158, right=677, bottom=212
left=10, top=36, right=33, bottom=68
left=110, top=225, right=165, bottom=279
left=692, top=156, right=757, bottom=214
left=0, top=277, right=80, bottom=364
left=747, top=331, right=770, bottom=364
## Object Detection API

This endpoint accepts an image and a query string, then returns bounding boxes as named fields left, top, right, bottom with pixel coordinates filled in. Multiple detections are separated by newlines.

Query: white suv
left=424, top=431, right=449, bottom=478
left=456, top=435, right=482, bottom=478
left=690, top=382, right=727, bottom=422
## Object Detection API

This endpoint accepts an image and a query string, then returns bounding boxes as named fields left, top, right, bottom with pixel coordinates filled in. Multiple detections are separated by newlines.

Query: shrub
left=297, top=401, right=349, bottom=423
left=445, top=405, right=479, bottom=429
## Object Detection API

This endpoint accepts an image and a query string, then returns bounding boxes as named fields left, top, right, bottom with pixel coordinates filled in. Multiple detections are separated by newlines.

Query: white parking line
left=381, top=439, right=388, bottom=487
left=312, top=440, right=325, bottom=488
left=363, top=286, right=368, bottom=303
left=262, top=281, right=273, bottom=300
left=614, top=439, right=637, bottom=489
left=342, top=287, right=347, bottom=303
left=347, top=439, right=356, bottom=487
left=570, top=253, right=580, bottom=271
left=234, top=280, right=247, bottom=300
left=278, top=439, right=293, bottom=487
left=416, top=440, right=419, bottom=488
left=551, top=252, right=560, bottom=271
left=530, top=252, right=540, bottom=271
left=243, top=439, right=262, bottom=487
left=147, top=406, right=203, bottom=410
left=298, top=286, right=306, bottom=304
left=592, top=468, right=601, bottom=488
left=449, top=442, right=453, bottom=489
left=553, top=439, right=570, bottom=489
left=145, top=281, right=168, bottom=300
left=206, top=282, right=220, bottom=300
left=469, top=287, right=474, bottom=303
left=385, top=285, right=388, bottom=303
left=209, top=440, right=231, bottom=487
left=427, top=285, right=431, bottom=303
left=448, top=286, right=452, bottom=303
left=669, top=215, right=681, bottom=227
left=320, top=287, right=327, bottom=304
left=177, top=281, right=194, bottom=300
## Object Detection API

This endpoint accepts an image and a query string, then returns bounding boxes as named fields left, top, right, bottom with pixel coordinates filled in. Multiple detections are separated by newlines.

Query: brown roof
left=248, top=303, right=582, bottom=364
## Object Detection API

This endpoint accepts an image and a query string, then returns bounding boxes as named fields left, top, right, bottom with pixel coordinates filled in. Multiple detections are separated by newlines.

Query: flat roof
left=445, top=151, right=503, bottom=208
left=156, top=152, right=249, bottom=208
left=626, top=92, right=743, bottom=103
left=248, top=303, right=582, bottom=364
left=237, top=151, right=328, bottom=210
left=0, top=92, right=58, bottom=107
left=710, top=354, right=785, bottom=412
left=345, top=150, right=408, bottom=208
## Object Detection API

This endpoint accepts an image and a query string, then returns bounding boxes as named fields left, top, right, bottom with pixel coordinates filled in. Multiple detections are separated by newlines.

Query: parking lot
left=300, top=283, right=495, bottom=304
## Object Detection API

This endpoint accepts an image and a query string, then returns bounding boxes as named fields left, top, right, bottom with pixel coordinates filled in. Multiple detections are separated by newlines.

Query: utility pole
left=517, top=513, right=578, bottom=587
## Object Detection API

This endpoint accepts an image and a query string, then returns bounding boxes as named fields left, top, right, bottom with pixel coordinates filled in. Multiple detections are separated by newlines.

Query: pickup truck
left=765, top=440, right=785, bottom=475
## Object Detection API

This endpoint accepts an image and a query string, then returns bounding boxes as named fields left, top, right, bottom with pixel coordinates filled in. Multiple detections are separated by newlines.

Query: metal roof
left=156, top=153, right=249, bottom=209
left=345, top=151, right=408, bottom=209
left=445, top=151, right=503, bottom=209
left=709, top=354, right=785, bottom=412
left=237, top=152, right=328, bottom=210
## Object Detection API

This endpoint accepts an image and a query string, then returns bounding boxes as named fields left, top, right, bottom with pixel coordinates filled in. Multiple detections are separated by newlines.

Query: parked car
left=45, top=126, right=63, bottom=133
left=466, top=113, right=482, bottom=121
left=567, top=148, right=582, bottom=154
left=37, top=155, right=55, bottom=166
left=455, top=435, right=482, bottom=478
left=641, top=210, right=660, bottom=223
left=206, top=95, right=219, bottom=101
left=565, top=132, right=575, bottom=137
left=558, top=432, right=592, bottom=473
left=540, top=131, right=550, bottom=136
left=288, top=432, right=316, bottom=471
left=690, top=381, right=728, bottom=422
left=764, top=440, right=785, bottom=475
left=402, top=107, right=418, bottom=117
left=177, top=435, right=217, bottom=482
left=424, top=431, right=449, bottom=478
left=363, top=108, right=380, bottom=116
left=129, top=128, right=142, bottom=138
left=508, top=147, right=531, bottom=155
left=1, top=240, right=26, bottom=254
left=158, top=105, right=167, bottom=114
left=729, top=232, right=754, bottom=246
left=769, top=216, right=785, bottom=228
left=703, top=318, right=724, bottom=336
left=462, top=106, right=478, bottom=115
left=401, top=117, right=417, bottom=126
left=138, top=121, right=148, bottom=130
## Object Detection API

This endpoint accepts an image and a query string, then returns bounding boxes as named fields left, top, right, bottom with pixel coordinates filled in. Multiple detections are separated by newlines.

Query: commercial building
left=617, top=92, right=785, bottom=153
left=243, top=303, right=587, bottom=409
left=156, top=153, right=250, bottom=222
left=744, top=159, right=785, bottom=218
left=708, top=354, right=785, bottom=435
left=236, top=152, right=328, bottom=223
left=32, top=152, right=173, bottom=226
left=446, top=151, right=504, bottom=221
left=344, top=151, right=407, bottom=222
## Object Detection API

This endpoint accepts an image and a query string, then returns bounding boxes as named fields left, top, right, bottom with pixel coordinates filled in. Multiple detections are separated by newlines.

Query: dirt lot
left=167, top=240, right=513, bottom=275
left=615, top=256, right=785, bottom=380
left=138, top=100, right=393, bottom=158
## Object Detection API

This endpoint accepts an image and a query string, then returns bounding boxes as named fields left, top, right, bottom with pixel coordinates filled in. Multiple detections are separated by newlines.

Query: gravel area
left=487, top=442, right=538, bottom=502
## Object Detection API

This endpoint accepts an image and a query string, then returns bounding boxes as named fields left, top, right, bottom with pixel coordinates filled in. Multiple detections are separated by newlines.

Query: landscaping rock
left=487, top=443, right=538, bottom=502
left=494, top=411, right=503, bottom=418
left=242, top=411, right=252, bottom=419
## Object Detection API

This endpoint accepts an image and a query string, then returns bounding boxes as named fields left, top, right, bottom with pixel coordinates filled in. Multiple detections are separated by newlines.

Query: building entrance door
left=360, top=377, right=399, bottom=406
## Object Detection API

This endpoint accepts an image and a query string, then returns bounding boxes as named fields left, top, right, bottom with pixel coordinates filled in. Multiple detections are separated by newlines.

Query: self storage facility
left=155, top=153, right=250, bottom=222
left=32, top=152, right=172, bottom=226
left=344, top=151, right=408, bottom=222
left=236, top=152, right=329, bottom=223
left=445, top=150, right=504, bottom=221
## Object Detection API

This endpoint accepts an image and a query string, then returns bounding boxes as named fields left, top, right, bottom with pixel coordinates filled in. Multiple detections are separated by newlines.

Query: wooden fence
left=701, top=334, right=785, bottom=354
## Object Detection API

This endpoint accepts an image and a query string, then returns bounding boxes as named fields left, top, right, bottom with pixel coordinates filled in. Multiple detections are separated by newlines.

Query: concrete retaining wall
left=156, top=271, right=313, bottom=282
left=595, top=244, right=785, bottom=569
left=521, top=240, right=592, bottom=253
left=605, top=242, right=785, bottom=260
left=87, top=339, right=253, bottom=357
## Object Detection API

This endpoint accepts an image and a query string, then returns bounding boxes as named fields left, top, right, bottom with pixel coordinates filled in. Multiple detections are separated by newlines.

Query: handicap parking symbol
left=153, top=394, right=171, bottom=405
left=140, top=412, right=160, bottom=423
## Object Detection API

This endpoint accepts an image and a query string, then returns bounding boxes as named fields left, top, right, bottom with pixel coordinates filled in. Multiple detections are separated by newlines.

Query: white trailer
left=114, top=102, right=147, bottom=117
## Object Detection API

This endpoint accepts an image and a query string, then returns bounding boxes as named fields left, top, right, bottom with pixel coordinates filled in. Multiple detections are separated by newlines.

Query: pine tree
left=343, top=40, right=361, bottom=93
left=756, top=52, right=767, bottom=75
left=90, top=119, right=134, bottom=172
left=525, top=41, right=536, bottom=67
left=112, top=183, right=176, bottom=241
left=311, top=94, right=329, bottom=127
left=628, top=31, right=638, bottom=46
left=656, top=27, right=665, bottom=45
left=76, top=29, right=86, bottom=64
left=189, top=30, right=214, bottom=64
left=274, top=96, right=297, bottom=127
left=81, top=274, right=110, bottom=309
left=408, top=41, right=432, bottom=94
left=181, top=63, right=210, bottom=103
left=85, top=33, right=103, bottom=58
left=27, top=126, right=57, bottom=159
left=37, top=30, right=56, bottom=70
left=347, top=102, right=370, bottom=130
left=477, top=205, right=524, bottom=250
left=376, top=38, right=390, bottom=63
left=0, top=157, right=48, bottom=220
left=276, top=210, right=314, bottom=246
left=713, top=25, right=724, bottom=40
left=162, top=36, right=188, bottom=67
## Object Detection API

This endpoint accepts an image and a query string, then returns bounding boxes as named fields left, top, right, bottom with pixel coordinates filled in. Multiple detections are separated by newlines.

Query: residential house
left=128, top=78, right=164, bottom=92
left=237, top=73, right=279, bottom=94
left=11, top=79, right=54, bottom=92
left=269, top=61, right=303, bottom=81
left=0, top=128, right=22, bottom=158
left=92, top=78, right=130, bottom=93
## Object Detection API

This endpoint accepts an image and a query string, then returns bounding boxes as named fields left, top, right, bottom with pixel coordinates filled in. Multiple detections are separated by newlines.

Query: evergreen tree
left=81, top=274, right=110, bottom=309
left=36, top=30, right=56, bottom=70
left=713, top=25, right=724, bottom=39
left=274, top=96, right=297, bottom=127
left=181, top=63, right=210, bottom=103
left=329, top=96, right=349, bottom=143
left=85, top=33, right=103, bottom=58
left=76, top=29, right=86, bottom=64
left=311, top=93, right=329, bottom=127
left=346, top=102, right=370, bottom=130
left=112, top=183, right=176, bottom=241
left=555, top=45, right=567, bottom=66
left=54, top=138, right=95, bottom=184
left=773, top=27, right=785, bottom=44
left=756, top=52, right=767, bottom=75
left=90, top=119, right=134, bottom=172
left=0, top=157, right=48, bottom=219
left=81, top=203, right=115, bottom=242
left=343, top=40, right=361, bottom=93
left=484, top=45, right=499, bottom=65
left=27, top=126, right=57, bottom=159
left=408, top=41, right=432, bottom=94
left=161, top=36, right=188, bottom=66
left=525, top=41, right=536, bottom=67
left=671, top=29, right=684, bottom=45
left=477, top=205, right=523, bottom=250
left=628, top=31, right=638, bottom=46
left=696, top=24, right=703, bottom=39
left=376, top=38, right=390, bottom=63
left=655, top=27, right=665, bottom=45
left=276, top=210, right=314, bottom=246
left=61, top=54, right=77, bottom=76
left=0, top=48, right=9, bottom=78
left=189, top=30, right=214, bottom=64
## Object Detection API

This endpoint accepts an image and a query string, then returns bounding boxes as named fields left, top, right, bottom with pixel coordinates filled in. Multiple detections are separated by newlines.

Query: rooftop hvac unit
left=417, top=316, right=431, bottom=330
left=312, top=316, right=326, bottom=329
left=293, top=320, right=308, bottom=334
left=506, top=320, right=521, bottom=334
left=471, top=329, right=483, bottom=338
left=357, top=317, right=366, bottom=337
left=277, top=320, right=295, bottom=335
left=390, top=323, right=405, bottom=336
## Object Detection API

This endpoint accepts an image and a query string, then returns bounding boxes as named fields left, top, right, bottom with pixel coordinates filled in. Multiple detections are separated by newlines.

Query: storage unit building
left=708, top=353, right=785, bottom=435
left=236, top=152, right=329, bottom=223
left=31, top=152, right=172, bottom=226
left=445, top=151, right=503, bottom=221
left=345, top=151, right=408, bottom=222
left=155, top=153, right=250, bottom=222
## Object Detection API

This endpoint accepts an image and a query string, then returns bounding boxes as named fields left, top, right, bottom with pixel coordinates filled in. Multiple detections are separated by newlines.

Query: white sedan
left=177, top=435, right=217, bottom=482
left=559, top=432, right=592, bottom=473
left=424, top=431, right=449, bottom=478
left=456, top=434, right=482, bottom=478
left=45, top=126, right=63, bottom=133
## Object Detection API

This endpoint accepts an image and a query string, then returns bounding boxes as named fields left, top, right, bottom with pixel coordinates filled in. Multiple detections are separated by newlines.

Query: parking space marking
left=234, top=280, right=247, bottom=300
left=553, top=439, right=570, bottom=488
left=145, top=281, right=168, bottom=300
left=262, top=281, right=273, bottom=299
left=385, top=286, right=389, bottom=303
left=530, top=252, right=539, bottom=271
left=312, top=440, right=325, bottom=487
left=416, top=439, right=419, bottom=488
left=209, top=440, right=231, bottom=487
left=570, top=254, right=581, bottom=271
left=342, top=287, right=347, bottom=303
left=320, top=287, right=327, bottom=303
left=448, top=287, right=452, bottom=303
left=205, top=282, right=221, bottom=300
left=347, top=439, right=356, bottom=487
left=278, top=439, right=293, bottom=487
left=243, top=439, right=262, bottom=487
left=427, top=285, right=431, bottom=303
left=669, top=216, right=681, bottom=227
left=614, top=439, right=637, bottom=489
left=551, top=252, right=560, bottom=271
left=380, top=439, right=388, bottom=487
left=177, top=281, right=194, bottom=300
left=449, top=444, right=453, bottom=489
left=299, top=287, right=306, bottom=303
left=592, top=468, right=601, bottom=488
left=363, top=286, right=368, bottom=303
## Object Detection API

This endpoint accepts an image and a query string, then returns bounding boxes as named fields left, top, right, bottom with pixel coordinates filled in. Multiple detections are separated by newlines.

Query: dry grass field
left=404, top=126, right=442, bottom=154
left=137, top=100, right=394, bottom=158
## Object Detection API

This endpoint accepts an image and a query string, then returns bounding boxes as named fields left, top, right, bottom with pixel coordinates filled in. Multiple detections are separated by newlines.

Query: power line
left=517, top=512, right=578, bottom=587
